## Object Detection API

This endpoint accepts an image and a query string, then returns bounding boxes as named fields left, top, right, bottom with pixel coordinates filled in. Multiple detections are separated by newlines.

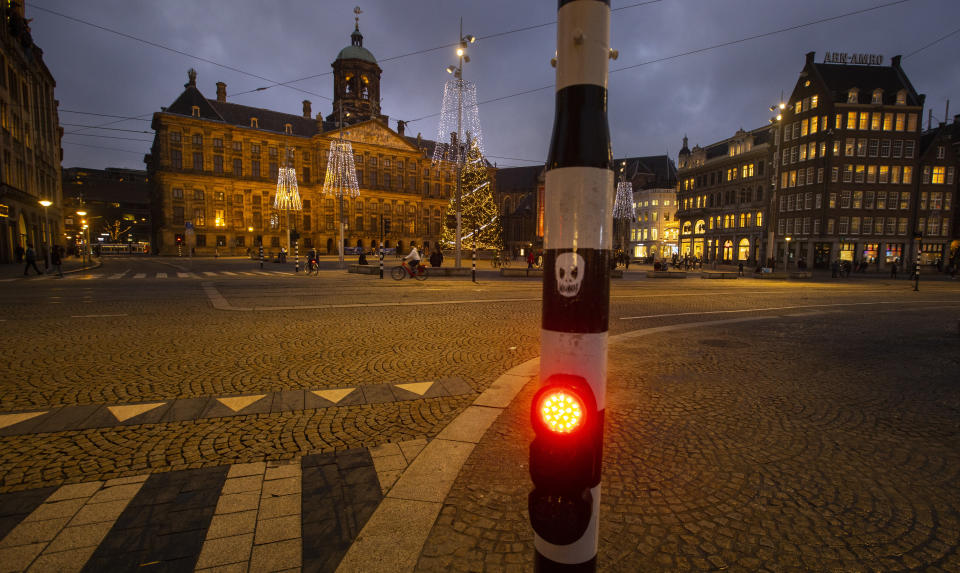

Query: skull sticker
left=555, top=252, right=586, bottom=297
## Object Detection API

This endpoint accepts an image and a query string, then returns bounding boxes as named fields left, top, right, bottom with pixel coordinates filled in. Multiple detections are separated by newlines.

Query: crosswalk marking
left=133, top=273, right=146, bottom=279
left=177, top=272, right=194, bottom=278
left=221, top=271, right=237, bottom=276
left=157, top=272, right=167, bottom=278
left=204, top=271, right=218, bottom=276
left=2, top=270, right=303, bottom=282
left=108, top=272, right=127, bottom=279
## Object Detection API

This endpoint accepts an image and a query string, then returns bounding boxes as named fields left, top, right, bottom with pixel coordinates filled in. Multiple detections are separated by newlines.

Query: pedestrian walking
left=23, top=243, right=42, bottom=276
left=429, top=246, right=444, bottom=267
left=890, top=262, right=898, bottom=279
left=831, top=259, right=840, bottom=278
left=527, top=250, right=536, bottom=269
left=51, top=245, right=63, bottom=277
left=738, top=261, right=744, bottom=276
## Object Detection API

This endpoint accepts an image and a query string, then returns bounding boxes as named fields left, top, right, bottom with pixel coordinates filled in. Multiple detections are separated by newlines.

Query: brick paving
left=1, top=256, right=958, bottom=570
left=419, top=307, right=960, bottom=572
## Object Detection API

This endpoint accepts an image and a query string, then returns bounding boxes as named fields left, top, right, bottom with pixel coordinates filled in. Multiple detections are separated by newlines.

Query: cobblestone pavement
left=418, top=306, right=960, bottom=572
left=1, top=256, right=959, bottom=570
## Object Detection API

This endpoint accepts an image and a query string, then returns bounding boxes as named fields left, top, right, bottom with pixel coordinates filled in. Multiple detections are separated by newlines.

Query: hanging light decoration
left=614, top=179, right=635, bottom=220
left=323, top=141, right=360, bottom=198
left=432, top=78, right=483, bottom=164
left=274, top=166, right=302, bottom=211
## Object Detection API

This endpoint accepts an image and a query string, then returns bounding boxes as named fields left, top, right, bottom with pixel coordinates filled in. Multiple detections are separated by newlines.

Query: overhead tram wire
left=402, top=0, right=916, bottom=125
left=25, top=2, right=330, bottom=101
left=62, top=141, right=149, bottom=155
left=904, top=25, right=960, bottom=58
left=59, top=110, right=152, bottom=122
left=61, top=133, right=154, bottom=142
left=228, top=0, right=665, bottom=98
left=60, top=123, right=152, bottom=134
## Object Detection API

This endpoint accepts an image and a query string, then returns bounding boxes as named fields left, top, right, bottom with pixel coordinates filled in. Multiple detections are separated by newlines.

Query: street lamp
left=77, top=210, right=89, bottom=266
left=39, top=199, right=52, bottom=272
left=785, top=236, right=792, bottom=269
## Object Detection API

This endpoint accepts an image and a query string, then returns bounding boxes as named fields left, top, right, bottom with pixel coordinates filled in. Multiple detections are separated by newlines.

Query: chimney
left=216, top=82, right=227, bottom=102
left=302, top=100, right=311, bottom=118
left=805, top=51, right=815, bottom=65
left=891, top=55, right=901, bottom=69
left=397, top=120, right=406, bottom=136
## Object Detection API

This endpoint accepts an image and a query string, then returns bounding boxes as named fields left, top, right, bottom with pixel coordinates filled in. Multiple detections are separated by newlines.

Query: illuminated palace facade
left=146, top=23, right=458, bottom=256
left=678, top=52, right=958, bottom=269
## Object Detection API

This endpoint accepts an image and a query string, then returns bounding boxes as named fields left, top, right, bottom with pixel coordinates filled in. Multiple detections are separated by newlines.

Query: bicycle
left=491, top=251, right=511, bottom=268
left=391, top=261, right=428, bottom=281
left=306, top=256, right=319, bottom=276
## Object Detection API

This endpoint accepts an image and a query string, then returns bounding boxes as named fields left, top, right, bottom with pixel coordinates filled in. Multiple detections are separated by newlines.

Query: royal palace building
left=146, top=22, right=460, bottom=256
left=678, top=51, right=957, bottom=270
left=0, top=1, right=63, bottom=263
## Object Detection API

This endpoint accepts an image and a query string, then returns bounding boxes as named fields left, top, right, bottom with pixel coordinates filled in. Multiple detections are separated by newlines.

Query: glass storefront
left=884, top=243, right=902, bottom=264
left=861, top=243, right=879, bottom=264
left=738, top=238, right=750, bottom=261
left=839, top=242, right=856, bottom=262
left=919, top=242, right=945, bottom=265
left=814, top=242, right=832, bottom=268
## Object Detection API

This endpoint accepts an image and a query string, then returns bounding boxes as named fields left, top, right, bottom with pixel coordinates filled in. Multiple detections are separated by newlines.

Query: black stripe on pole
left=535, top=552, right=598, bottom=572
left=547, top=85, right=611, bottom=171
left=542, top=248, right=610, bottom=333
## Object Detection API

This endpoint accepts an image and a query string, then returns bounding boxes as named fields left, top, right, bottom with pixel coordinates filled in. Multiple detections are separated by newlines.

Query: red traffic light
left=537, top=389, right=585, bottom=434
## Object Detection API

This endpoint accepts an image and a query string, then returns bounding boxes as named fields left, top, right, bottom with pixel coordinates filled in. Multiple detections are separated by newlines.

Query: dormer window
left=871, top=89, right=883, bottom=104
left=191, top=106, right=200, bottom=117
left=847, top=89, right=859, bottom=104
left=896, top=90, right=907, bottom=105
left=250, top=117, right=259, bottom=128
left=284, top=123, right=292, bottom=134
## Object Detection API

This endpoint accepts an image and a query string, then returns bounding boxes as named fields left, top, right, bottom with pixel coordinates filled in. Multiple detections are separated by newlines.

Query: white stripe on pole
left=556, top=1, right=610, bottom=91
left=540, top=330, right=608, bottom=411
left=544, top=168, right=614, bottom=250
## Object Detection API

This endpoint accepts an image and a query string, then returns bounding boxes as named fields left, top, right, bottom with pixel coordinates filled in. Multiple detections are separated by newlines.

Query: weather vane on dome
left=354, top=6, right=362, bottom=30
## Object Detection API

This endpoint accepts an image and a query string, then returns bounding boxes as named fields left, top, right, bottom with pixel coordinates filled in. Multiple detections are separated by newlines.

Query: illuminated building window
left=871, top=90, right=883, bottom=104
left=883, top=113, right=893, bottom=131
left=847, top=89, right=859, bottom=104
left=932, top=166, right=945, bottom=184
left=895, top=114, right=905, bottom=131
left=215, top=210, right=225, bottom=227
left=847, top=112, right=857, bottom=130
left=859, top=112, right=869, bottom=130
left=811, top=95, right=818, bottom=108
left=251, top=117, right=259, bottom=128
left=896, top=90, right=907, bottom=105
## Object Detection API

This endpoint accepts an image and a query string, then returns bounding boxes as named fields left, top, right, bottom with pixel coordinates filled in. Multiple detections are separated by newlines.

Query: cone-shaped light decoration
left=614, top=179, right=636, bottom=220
left=323, top=141, right=360, bottom=198
left=274, top=167, right=302, bottom=211
left=440, top=138, right=502, bottom=250
left=432, top=78, right=483, bottom=165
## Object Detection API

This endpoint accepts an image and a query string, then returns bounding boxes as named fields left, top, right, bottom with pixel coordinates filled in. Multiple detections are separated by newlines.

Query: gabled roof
left=494, top=165, right=543, bottom=192
left=620, top=155, right=677, bottom=188
left=166, top=86, right=224, bottom=122
left=209, top=100, right=321, bottom=137
left=811, top=59, right=922, bottom=106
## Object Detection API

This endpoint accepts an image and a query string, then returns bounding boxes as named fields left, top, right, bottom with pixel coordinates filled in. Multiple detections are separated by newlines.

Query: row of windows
left=846, top=88, right=908, bottom=105
left=922, top=165, right=955, bottom=185
left=681, top=187, right=764, bottom=210
left=916, top=216, right=952, bottom=237
left=779, top=111, right=918, bottom=146
left=681, top=212, right=764, bottom=234
left=779, top=216, right=911, bottom=237
left=683, top=162, right=765, bottom=190
left=779, top=190, right=915, bottom=212
left=171, top=207, right=444, bottom=235
left=631, top=227, right=661, bottom=241
left=170, top=188, right=441, bottom=216
left=919, top=192, right=953, bottom=210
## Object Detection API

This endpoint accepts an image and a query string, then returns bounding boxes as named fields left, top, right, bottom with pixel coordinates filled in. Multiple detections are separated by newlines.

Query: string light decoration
left=432, top=78, right=483, bottom=164
left=613, top=179, right=635, bottom=220
left=322, top=141, right=360, bottom=198
left=274, top=167, right=302, bottom=211
left=440, top=138, right=502, bottom=250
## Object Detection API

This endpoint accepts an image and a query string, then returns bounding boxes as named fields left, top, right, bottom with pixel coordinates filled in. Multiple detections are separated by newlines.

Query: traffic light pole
left=531, top=1, right=613, bottom=571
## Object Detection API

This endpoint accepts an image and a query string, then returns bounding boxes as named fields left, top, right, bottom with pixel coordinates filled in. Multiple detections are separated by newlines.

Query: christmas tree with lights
left=441, top=138, right=502, bottom=251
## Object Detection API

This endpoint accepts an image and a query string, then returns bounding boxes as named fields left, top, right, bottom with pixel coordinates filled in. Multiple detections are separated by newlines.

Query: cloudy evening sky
left=27, top=0, right=960, bottom=171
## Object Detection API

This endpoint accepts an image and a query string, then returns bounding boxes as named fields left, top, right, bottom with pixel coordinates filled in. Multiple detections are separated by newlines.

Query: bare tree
left=102, top=219, right=133, bottom=242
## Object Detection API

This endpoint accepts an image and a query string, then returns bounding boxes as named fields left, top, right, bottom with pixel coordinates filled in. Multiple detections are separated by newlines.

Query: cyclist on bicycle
left=403, top=243, right=421, bottom=275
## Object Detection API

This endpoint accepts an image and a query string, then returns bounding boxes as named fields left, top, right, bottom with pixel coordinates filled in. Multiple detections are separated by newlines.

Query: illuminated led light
left=433, top=78, right=483, bottom=164
left=538, top=390, right=585, bottom=434
left=323, top=141, right=360, bottom=199
left=614, top=180, right=635, bottom=220
left=274, top=166, right=302, bottom=211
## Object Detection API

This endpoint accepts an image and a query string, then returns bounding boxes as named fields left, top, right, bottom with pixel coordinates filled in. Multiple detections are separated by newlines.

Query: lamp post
left=445, top=20, right=476, bottom=268
left=77, top=210, right=88, bottom=266
left=767, top=100, right=785, bottom=267
left=39, top=199, right=52, bottom=271
left=785, top=235, right=792, bottom=269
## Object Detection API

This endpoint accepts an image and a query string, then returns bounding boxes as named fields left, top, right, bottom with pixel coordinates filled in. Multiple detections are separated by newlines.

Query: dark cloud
left=29, top=0, right=960, bottom=171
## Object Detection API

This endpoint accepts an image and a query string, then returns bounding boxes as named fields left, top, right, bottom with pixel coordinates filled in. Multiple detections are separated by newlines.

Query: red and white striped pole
left=529, top=1, right=614, bottom=571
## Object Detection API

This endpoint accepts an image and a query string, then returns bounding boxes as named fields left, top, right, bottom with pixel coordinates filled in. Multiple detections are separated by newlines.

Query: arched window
left=756, top=211, right=763, bottom=227
left=723, top=240, right=734, bottom=261
left=682, top=221, right=692, bottom=235
left=503, top=196, right=512, bottom=215
left=694, top=220, right=706, bottom=234
left=738, top=238, right=750, bottom=261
